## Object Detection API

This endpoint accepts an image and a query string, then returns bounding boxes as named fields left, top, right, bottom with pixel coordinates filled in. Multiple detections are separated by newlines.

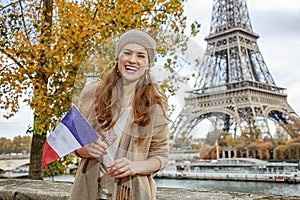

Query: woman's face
left=117, top=43, right=149, bottom=85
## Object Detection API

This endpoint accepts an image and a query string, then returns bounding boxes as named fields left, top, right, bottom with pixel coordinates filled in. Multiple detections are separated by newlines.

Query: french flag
left=42, top=105, right=99, bottom=169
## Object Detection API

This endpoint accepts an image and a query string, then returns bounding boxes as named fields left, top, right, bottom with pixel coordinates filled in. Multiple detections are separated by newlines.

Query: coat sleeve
left=148, top=104, right=170, bottom=170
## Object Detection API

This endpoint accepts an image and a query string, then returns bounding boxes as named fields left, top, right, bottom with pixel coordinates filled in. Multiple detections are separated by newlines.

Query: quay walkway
left=1, top=179, right=300, bottom=200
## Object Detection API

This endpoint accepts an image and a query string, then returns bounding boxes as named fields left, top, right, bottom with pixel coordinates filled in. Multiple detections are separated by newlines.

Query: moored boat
left=155, top=158, right=300, bottom=183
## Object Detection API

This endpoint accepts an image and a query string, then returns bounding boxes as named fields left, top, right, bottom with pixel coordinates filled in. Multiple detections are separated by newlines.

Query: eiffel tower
left=173, top=0, right=300, bottom=143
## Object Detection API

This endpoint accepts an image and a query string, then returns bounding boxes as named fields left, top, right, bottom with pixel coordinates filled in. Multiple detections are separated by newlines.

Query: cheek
left=139, top=59, right=149, bottom=69
left=118, top=55, right=127, bottom=64
left=139, top=65, right=149, bottom=75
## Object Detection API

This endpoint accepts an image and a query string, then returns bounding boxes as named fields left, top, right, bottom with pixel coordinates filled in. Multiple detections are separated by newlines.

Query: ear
left=115, top=63, right=121, bottom=76
left=116, top=58, right=120, bottom=68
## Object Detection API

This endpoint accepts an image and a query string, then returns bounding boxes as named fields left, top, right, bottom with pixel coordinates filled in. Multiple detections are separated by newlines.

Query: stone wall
left=0, top=179, right=299, bottom=200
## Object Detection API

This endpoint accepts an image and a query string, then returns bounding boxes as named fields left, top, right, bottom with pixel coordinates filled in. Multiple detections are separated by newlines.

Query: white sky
left=1, top=0, right=300, bottom=139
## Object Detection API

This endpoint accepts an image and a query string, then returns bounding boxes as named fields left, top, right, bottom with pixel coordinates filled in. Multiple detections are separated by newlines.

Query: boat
left=0, top=164, right=29, bottom=179
left=155, top=158, right=300, bottom=183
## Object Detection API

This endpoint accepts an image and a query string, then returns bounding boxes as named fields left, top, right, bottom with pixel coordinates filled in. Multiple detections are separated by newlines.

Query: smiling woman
left=69, top=29, right=170, bottom=200
left=117, top=43, right=149, bottom=85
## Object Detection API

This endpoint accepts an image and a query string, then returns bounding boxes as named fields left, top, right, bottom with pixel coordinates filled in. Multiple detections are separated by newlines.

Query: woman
left=69, top=29, right=170, bottom=200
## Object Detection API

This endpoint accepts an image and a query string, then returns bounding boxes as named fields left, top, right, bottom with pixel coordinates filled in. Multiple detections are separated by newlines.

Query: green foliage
left=224, top=134, right=235, bottom=147
left=43, top=154, right=75, bottom=179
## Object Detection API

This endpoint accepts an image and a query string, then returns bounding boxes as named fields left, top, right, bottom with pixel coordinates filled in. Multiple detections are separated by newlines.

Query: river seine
left=45, top=175, right=300, bottom=197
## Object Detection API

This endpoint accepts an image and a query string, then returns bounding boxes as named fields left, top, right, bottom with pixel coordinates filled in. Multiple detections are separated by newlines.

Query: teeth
left=125, top=66, right=138, bottom=72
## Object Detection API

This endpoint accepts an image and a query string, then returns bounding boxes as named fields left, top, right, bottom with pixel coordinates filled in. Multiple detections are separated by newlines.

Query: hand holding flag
left=42, top=105, right=99, bottom=169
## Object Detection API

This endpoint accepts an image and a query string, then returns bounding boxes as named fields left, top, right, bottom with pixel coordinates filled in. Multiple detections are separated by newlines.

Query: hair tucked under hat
left=115, top=29, right=156, bottom=65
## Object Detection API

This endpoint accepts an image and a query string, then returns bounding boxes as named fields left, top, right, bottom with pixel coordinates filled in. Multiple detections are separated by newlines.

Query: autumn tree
left=274, top=145, right=288, bottom=160
left=224, top=133, right=235, bottom=147
left=0, top=135, right=31, bottom=153
left=289, top=114, right=300, bottom=132
left=0, top=0, right=200, bottom=179
left=286, top=143, right=300, bottom=159
left=0, top=137, right=12, bottom=153
left=43, top=154, right=76, bottom=179
left=12, top=135, right=32, bottom=153
left=259, top=141, right=272, bottom=160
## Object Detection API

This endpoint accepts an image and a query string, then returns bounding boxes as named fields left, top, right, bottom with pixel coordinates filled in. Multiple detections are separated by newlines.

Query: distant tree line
left=186, top=130, right=300, bottom=160
left=175, top=111, right=300, bottom=161
left=0, top=135, right=31, bottom=154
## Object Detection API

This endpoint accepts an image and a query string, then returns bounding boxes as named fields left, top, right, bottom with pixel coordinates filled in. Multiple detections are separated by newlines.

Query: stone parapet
left=0, top=179, right=299, bottom=200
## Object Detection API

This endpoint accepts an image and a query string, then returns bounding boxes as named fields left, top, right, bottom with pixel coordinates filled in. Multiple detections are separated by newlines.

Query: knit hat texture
left=115, top=30, right=156, bottom=65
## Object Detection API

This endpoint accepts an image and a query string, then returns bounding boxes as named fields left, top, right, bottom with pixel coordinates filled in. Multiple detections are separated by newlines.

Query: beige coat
left=69, top=82, right=169, bottom=200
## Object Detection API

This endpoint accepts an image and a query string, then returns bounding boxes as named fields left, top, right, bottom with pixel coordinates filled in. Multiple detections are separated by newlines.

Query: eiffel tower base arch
left=173, top=81, right=299, bottom=144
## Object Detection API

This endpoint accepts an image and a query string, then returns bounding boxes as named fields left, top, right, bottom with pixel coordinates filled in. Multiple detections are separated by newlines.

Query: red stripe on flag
left=42, top=141, right=60, bottom=169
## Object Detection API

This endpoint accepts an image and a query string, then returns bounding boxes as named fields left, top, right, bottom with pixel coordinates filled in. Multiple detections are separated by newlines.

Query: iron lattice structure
left=173, top=0, right=299, bottom=142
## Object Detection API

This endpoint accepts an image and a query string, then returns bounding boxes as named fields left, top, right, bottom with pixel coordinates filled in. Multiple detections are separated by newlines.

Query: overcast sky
left=1, top=0, right=300, bottom=139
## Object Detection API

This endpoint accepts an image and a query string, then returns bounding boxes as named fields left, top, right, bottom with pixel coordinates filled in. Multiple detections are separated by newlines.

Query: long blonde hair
left=95, top=64, right=169, bottom=131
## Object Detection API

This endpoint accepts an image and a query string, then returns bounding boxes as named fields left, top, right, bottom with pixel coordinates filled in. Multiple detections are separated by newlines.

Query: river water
left=45, top=174, right=300, bottom=197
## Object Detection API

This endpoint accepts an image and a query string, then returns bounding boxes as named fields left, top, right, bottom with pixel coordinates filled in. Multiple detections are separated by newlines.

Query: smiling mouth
left=125, top=66, right=138, bottom=72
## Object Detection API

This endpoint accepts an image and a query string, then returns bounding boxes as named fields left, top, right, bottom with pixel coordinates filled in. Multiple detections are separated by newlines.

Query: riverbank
left=155, top=171, right=300, bottom=183
left=1, top=179, right=300, bottom=200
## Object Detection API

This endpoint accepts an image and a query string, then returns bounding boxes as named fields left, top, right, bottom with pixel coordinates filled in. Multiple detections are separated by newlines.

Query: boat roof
left=172, top=158, right=298, bottom=167
left=217, top=158, right=268, bottom=165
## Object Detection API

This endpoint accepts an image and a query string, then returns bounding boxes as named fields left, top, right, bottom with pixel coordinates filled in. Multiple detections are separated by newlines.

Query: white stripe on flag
left=47, top=123, right=82, bottom=157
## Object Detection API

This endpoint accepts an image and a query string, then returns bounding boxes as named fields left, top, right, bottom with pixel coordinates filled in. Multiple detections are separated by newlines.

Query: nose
left=128, top=54, right=138, bottom=63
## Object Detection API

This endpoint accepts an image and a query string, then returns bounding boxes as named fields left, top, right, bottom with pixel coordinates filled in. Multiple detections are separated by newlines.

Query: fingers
left=85, top=138, right=108, bottom=158
left=107, top=157, right=135, bottom=178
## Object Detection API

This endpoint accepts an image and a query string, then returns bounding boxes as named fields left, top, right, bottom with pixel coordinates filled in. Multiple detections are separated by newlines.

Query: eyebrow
left=123, top=48, right=147, bottom=55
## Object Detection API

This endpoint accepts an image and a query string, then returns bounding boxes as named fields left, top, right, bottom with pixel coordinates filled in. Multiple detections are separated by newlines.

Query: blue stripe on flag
left=61, top=105, right=99, bottom=146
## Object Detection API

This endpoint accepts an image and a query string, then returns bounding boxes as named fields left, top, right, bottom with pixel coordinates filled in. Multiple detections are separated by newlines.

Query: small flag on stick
left=42, top=105, right=99, bottom=169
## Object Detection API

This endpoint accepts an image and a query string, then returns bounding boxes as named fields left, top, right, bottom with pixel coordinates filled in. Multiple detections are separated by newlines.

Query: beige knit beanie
left=115, top=29, right=156, bottom=65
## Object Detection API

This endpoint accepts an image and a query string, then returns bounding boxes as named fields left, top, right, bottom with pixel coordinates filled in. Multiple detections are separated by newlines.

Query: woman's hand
left=76, top=138, right=108, bottom=159
left=107, top=157, right=136, bottom=178
left=107, top=157, right=161, bottom=178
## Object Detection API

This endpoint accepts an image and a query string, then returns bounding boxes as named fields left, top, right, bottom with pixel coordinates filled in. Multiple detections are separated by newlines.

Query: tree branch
left=0, top=1, right=19, bottom=11
left=18, top=0, right=32, bottom=46
left=0, top=49, right=25, bottom=71
left=92, top=8, right=98, bottom=20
